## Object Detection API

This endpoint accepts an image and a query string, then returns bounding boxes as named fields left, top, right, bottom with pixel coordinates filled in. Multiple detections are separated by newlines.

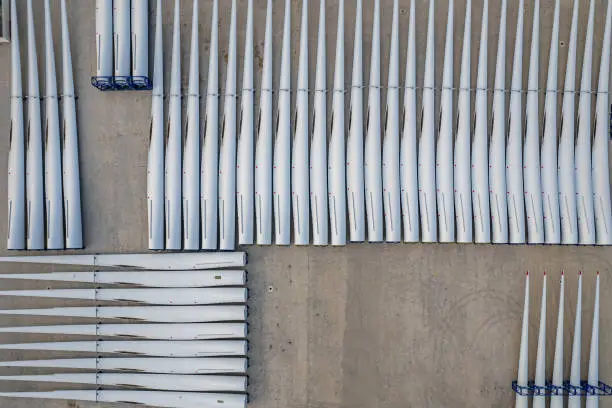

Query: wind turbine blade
left=95, top=0, right=113, bottom=77
left=541, top=0, right=561, bottom=244
left=131, top=0, right=149, bottom=79
left=592, top=0, right=612, bottom=246
left=472, top=0, right=490, bottom=243
left=0, top=373, right=247, bottom=393
left=0, top=305, right=247, bottom=322
left=575, top=0, right=596, bottom=245
left=44, top=0, right=65, bottom=250
left=550, top=272, right=565, bottom=408
left=436, top=0, right=455, bottom=243
left=347, top=0, right=365, bottom=242
left=26, top=0, right=44, bottom=250
left=524, top=0, right=543, bottom=244
left=113, top=0, right=131, bottom=78
left=507, top=0, right=526, bottom=244
left=329, top=0, right=346, bottom=246
left=7, top=0, right=26, bottom=250
left=533, top=273, right=547, bottom=408
left=0, top=340, right=248, bottom=357
left=0, top=390, right=247, bottom=408
left=219, top=0, right=238, bottom=250
left=0, top=323, right=248, bottom=340
left=401, top=0, right=419, bottom=243
left=515, top=272, right=529, bottom=408
left=61, top=0, right=83, bottom=249
left=255, top=0, right=273, bottom=245
left=0, top=252, right=247, bottom=269
left=311, top=0, right=329, bottom=246
left=490, top=0, right=508, bottom=243
left=586, top=272, right=600, bottom=408
left=0, top=269, right=246, bottom=287
left=559, top=0, right=579, bottom=244
left=569, top=272, right=583, bottom=408
left=292, top=0, right=311, bottom=246
left=182, top=0, right=201, bottom=250
left=383, top=0, right=401, bottom=243
left=454, top=0, right=472, bottom=243
left=237, top=0, right=255, bottom=245
left=365, top=0, right=383, bottom=243
left=274, top=0, right=292, bottom=245
left=201, top=0, right=220, bottom=250
left=419, top=0, right=437, bottom=242
left=0, top=288, right=248, bottom=305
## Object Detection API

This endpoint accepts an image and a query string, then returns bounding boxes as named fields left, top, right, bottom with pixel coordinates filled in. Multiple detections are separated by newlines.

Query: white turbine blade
left=0, top=305, right=247, bottom=323
left=436, top=0, right=454, bottom=243
left=165, top=0, right=182, bottom=249
left=0, top=390, right=247, bottom=408
left=569, top=272, right=582, bottom=408
left=44, top=0, right=65, bottom=250
left=541, top=0, right=561, bottom=244
left=576, top=0, right=596, bottom=245
left=95, top=0, right=113, bottom=77
left=454, top=0, right=472, bottom=243
left=401, top=0, right=418, bottom=243
left=26, top=0, right=44, bottom=250
left=365, top=0, right=383, bottom=243
left=202, top=0, right=220, bottom=250
left=472, top=0, right=490, bottom=243
left=311, top=0, right=329, bottom=246
left=507, top=0, right=526, bottom=244
left=148, top=0, right=165, bottom=250
left=533, top=273, right=547, bottom=408
left=255, top=0, right=273, bottom=245
left=0, top=252, right=247, bottom=269
left=0, top=323, right=248, bottom=340
left=328, top=0, right=346, bottom=246
left=586, top=272, right=600, bottom=408
left=0, top=270, right=246, bottom=287
left=61, top=0, right=83, bottom=249
left=593, top=0, right=612, bottom=246
left=419, top=0, right=437, bottom=243
left=383, top=0, right=401, bottom=243
left=219, top=0, right=238, bottom=250
left=0, top=340, right=248, bottom=357
left=490, top=0, right=508, bottom=243
left=113, top=0, right=131, bottom=78
left=0, top=288, right=248, bottom=305
left=237, top=0, right=254, bottom=245
left=524, top=0, right=543, bottom=244
left=515, top=272, right=529, bottom=408
left=7, top=0, right=26, bottom=250
left=550, top=272, right=565, bottom=408
left=559, top=0, right=579, bottom=244
left=0, top=357, right=247, bottom=374
left=292, top=0, right=310, bottom=246
left=131, top=0, right=149, bottom=79
left=0, top=373, right=247, bottom=393
left=274, top=0, right=292, bottom=245
left=182, top=0, right=201, bottom=250
left=347, top=0, right=365, bottom=242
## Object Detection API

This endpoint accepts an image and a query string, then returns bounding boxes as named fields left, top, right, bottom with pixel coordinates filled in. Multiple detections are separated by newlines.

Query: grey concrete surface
left=0, top=0, right=610, bottom=407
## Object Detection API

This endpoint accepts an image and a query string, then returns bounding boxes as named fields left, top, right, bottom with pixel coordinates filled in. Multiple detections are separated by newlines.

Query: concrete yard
left=0, top=0, right=611, bottom=407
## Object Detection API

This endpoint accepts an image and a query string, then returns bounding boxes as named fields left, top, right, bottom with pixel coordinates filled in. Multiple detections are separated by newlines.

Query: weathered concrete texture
left=0, top=0, right=610, bottom=407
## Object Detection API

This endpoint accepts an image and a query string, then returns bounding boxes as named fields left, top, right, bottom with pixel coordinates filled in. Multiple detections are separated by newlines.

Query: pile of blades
left=0, top=252, right=249, bottom=408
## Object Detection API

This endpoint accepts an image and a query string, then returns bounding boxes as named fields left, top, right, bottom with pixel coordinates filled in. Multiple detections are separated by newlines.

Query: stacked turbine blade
left=8, top=0, right=83, bottom=251
left=0, top=252, right=249, bottom=408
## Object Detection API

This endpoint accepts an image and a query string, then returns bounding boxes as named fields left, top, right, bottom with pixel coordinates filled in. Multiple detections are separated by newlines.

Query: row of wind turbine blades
left=93, top=0, right=151, bottom=89
left=8, top=0, right=83, bottom=250
left=149, top=0, right=612, bottom=249
left=514, top=272, right=602, bottom=407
